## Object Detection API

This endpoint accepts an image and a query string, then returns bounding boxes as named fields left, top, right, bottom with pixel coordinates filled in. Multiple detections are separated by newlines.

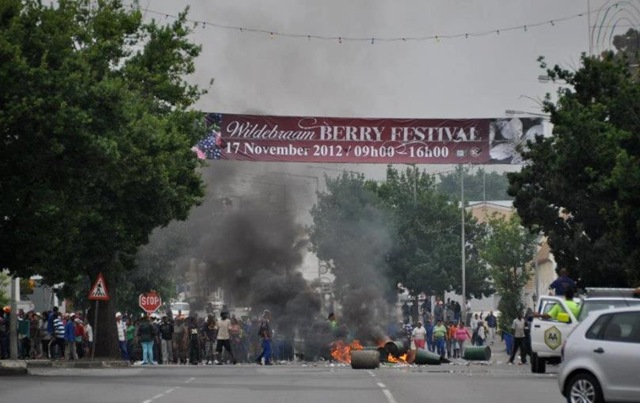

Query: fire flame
left=331, top=340, right=364, bottom=363
left=387, top=354, right=408, bottom=363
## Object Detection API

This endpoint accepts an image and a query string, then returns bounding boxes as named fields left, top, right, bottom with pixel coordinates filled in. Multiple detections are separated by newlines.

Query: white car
left=558, top=306, right=640, bottom=403
left=531, top=288, right=640, bottom=374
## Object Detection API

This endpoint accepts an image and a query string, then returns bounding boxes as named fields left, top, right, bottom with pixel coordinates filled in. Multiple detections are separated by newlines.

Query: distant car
left=170, top=301, right=190, bottom=318
left=558, top=306, right=640, bottom=403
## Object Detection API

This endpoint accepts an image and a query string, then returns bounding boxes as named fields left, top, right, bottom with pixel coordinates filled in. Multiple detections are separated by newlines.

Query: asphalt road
left=0, top=359, right=565, bottom=403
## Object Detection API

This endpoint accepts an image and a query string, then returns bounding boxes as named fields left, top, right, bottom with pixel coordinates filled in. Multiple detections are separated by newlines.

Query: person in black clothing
left=187, top=316, right=201, bottom=365
left=159, top=316, right=174, bottom=364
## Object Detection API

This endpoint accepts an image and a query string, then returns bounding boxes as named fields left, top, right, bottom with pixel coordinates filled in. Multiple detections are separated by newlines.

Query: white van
left=170, top=301, right=190, bottom=318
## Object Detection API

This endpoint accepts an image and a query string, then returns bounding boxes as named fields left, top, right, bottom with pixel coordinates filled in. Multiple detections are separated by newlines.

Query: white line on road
left=140, top=386, right=179, bottom=403
left=382, top=389, right=398, bottom=403
left=368, top=371, right=399, bottom=403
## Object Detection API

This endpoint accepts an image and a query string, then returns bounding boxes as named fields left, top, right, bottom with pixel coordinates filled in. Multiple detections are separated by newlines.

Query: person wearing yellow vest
left=536, top=288, right=581, bottom=320
left=432, top=319, right=448, bottom=359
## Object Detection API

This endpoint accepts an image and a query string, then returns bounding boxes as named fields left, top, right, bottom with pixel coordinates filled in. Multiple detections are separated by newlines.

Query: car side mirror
left=556, top=312, right=570, bottom=323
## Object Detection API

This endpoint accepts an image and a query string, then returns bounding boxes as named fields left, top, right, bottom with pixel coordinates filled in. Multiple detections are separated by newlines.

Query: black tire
left=531, top=353, right=546, bottom=374
left=565, top=372, right=603, bottom=403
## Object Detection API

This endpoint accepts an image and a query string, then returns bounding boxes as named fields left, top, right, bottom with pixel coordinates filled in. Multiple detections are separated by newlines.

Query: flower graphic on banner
left=489, top=118, right=546, bottom=164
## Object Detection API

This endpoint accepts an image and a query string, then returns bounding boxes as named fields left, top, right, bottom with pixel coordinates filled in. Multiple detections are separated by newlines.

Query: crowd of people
left=113, top=309, right=274, bottom=366
left=0, top=306, right=93, bottom=360
left=401, top=309, right=499, bottom=360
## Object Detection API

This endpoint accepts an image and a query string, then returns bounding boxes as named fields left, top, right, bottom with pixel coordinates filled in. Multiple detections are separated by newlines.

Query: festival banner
left=194, top=113, right=548, bottom=165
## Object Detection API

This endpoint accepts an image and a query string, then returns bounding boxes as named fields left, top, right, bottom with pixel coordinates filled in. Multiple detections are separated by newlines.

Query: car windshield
left=578, top=299, right=640, bottom=321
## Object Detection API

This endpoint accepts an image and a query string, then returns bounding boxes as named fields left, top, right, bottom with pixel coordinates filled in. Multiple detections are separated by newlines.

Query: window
left=587, top=312, right=640, bottom=343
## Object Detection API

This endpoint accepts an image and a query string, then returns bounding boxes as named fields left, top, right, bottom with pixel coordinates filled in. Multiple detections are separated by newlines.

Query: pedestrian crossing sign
left=88, top=273, right=110, bottom=300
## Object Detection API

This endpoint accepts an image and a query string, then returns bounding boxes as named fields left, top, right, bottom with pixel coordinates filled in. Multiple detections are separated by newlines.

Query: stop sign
left=139, top=291, right=162, bottom=313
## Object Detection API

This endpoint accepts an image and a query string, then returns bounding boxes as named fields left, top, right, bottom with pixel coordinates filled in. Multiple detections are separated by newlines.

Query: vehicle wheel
left=531, top=353, right=545, bottom=374
left=566, top=373, right=603, bottom=403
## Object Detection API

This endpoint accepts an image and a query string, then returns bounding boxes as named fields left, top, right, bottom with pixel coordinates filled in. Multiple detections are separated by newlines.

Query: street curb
left=0, top=361, right=28, bottom=376
left=26, top=359, right=131, bottom=369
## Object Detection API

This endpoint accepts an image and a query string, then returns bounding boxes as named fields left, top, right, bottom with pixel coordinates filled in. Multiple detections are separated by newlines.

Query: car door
left=531, top=296, right=575, bottom=356
left=593, top=312, right=640, bottom=401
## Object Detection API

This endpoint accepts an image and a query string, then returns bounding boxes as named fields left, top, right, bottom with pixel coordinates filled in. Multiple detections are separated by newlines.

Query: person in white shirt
left=508, top=313, right=527, bottom=365
left=215, top=311, right=237, bottom=365
left=411, top=321, right=427, bottom=350
left=115, top=312, right=128, bottom=361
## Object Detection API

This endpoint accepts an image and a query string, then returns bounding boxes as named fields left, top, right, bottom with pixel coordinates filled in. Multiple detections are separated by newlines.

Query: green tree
left=309, top=172, right=395, bottom=339
left=437, top=168, right=513, bottom=201
left=373, top=166, right=493, bottom=302
left=509, top=53, right=640, bottom=287
left=0, top=0, right=207, bottom=357
left=479, top=214, right=538, bottom=334
left=612, top=28, right=640, bottom=69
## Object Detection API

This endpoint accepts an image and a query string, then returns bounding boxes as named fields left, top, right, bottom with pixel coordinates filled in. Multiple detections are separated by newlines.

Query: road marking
left=185, top=377, right=196, bottom=383
left=382, top=389, right=398, bottom=403
left=368, top=371, right=399, bottom=403
left=141, top=386, right=179, bottom=403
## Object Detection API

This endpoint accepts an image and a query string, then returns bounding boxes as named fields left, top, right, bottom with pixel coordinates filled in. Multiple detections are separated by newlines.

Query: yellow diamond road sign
left=544, top=326, right=562, bottom=350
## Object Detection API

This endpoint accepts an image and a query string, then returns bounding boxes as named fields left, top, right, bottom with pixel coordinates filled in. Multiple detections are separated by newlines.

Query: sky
left=137, top=0, right=639, bottom=118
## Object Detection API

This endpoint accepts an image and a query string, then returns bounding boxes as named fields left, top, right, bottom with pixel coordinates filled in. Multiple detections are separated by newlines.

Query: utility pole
left=9, top=277, right=18, bottom=359
left=587, top=0, right=593, bottom=56
left=460, top=165, right=466, bottom=322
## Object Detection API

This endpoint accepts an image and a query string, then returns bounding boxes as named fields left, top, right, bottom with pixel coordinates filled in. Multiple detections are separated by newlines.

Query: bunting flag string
left=124, top=1, right=637, bottom=45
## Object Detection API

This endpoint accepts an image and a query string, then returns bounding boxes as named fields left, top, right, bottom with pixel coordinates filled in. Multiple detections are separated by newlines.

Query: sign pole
left=91, top=300, right=99, bottom=361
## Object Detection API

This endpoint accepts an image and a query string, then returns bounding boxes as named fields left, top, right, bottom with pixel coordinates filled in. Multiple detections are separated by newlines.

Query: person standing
left=159, top=316, right=174, bottom=365
left=425, top=319, right=435, bottom=352
left=84, top=320, right=93, bottom=359
left=29, top=311, right=43, bottom=359
left=115, top=312, right=129, bottom=361
left=64, top=314, right=78, bottom=360
left=411, top=321, right=427, bottom=350
left=485, top=311, right=498, bottom=344
left=40, top=312, right=51, bottom=359
left=51, top=312, right=65, bottom=359
left=508, top=312, right=527, bottom=365
left=172, top=317, right=188, bottom=364
left=476, top=321, right=486, bottom=347
left=255, top=310, right=272, bottom=365
left=548, top=268, right=576, bottom=296
left=202, top=315, right=217, bottom=365
left=454, top=321, right=471, bottom=358
left=187, top=316, right=201, bottom=365
left=432, top=319, right=447, bottom=359
left=137, top=315, right=156, bottom=365
left=74, top=317, right=86, bottom=359
left=215, top=311, right=237, bottom=365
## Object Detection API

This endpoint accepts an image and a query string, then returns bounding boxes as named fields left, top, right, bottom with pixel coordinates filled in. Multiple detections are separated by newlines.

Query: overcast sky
left=138, top=0, right=640, bottom=118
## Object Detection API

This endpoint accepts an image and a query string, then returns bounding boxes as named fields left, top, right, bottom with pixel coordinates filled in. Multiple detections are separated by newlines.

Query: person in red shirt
left=74, top=317, right=86, bottom=359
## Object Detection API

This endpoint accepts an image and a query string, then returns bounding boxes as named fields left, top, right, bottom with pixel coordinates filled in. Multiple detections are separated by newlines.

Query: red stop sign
left=139, top=291, right=162, bottom=313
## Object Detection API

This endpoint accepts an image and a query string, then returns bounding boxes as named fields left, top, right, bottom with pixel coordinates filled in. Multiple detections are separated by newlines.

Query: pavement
left=0, top=338, right=524, bottom=376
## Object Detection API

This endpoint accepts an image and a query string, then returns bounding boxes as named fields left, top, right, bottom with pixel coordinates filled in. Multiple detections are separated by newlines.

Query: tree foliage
left=0, top=0, right=207, bottom=356
left=309, top=167, right=494, bottom=311
left=479, top=214, right=537, bottom=333
left=508, top=52, right=640, bottom=287
left=309, top=172, right=394, bottom=301
left=373, top=166, right=493, bottom=299
left=437, top=168, right=513, bottom=201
